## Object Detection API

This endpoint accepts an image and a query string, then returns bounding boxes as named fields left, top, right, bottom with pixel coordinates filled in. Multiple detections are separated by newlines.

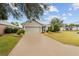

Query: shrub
left=4, top=27, right=12, bottom=33
left=49, top=17, right=63, bottom=32
left=47, top=27, right=52, bottom=32
left=4, top=27, right=25, bottom=35
left=52, top=24, right=60, bottom=32
left=12, top=28, right=19, bottom=33
left=47, top=24, right=60, bottom=32
left=77, top=32, right=79, bottom=34
left=17, top=29, right=25, bottom=35
left=4, top=27, right=19, bottom=33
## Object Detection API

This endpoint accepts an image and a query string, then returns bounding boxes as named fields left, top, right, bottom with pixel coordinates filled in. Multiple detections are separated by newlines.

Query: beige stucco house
left=0, top=24, right=7, bottom=35
left=0, top=21, right=21, bottom=35
left=22, top=19, right=47, bottom=33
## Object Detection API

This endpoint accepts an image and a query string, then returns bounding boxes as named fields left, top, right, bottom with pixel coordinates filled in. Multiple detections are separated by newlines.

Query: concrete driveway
left=9, top=32, right=79, bottom=56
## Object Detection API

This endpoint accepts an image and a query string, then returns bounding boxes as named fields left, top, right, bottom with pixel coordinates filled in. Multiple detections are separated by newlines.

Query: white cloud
left=72, top=3, right=79, bottom=10
left=48, top=16, right=59, bottom=22
left=44, top=11, right=49, bottom=15
left=62, top=13, right=72, bottom=17
left=46, top=15, right=61, bottom=22
left=43, top=5, right=59, bottom=15
left=68, top=13, right=72, bottom=16
left=62, top=13, right=66, bottom=16
left=44, top=12, right=47, bottom=15
left=69, top=8, right=73, bottom=11
left=48, top=5, right=59, bottom=12
left=62, top=17, right=67, bottom=20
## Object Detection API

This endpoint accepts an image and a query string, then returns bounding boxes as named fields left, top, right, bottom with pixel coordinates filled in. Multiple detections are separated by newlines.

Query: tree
left=53, top=24, right=60, bottom=32
left=17, top=3, right=47, bottom=20
left=0, top=4, right=8, bottom=20
left=50, top=17, right=63, bottom=32
left=0, top=3, right=22, bottom=20
left=0, top=3, right=47, bottom=20
left=75, top=24, right=79, bottom=31
left=63, top=24, right=69, bottom=30
left=68, top=23, right=75, bottom=31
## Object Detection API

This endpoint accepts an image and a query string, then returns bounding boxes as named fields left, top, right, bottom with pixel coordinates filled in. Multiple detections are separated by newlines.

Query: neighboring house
left=22, top=19, right=47, bottom=33
left=0, top=21, right=21, bottom=35
left=61, top=26, right=79, bottom=31
left=0, top=24, right=7, bottom=35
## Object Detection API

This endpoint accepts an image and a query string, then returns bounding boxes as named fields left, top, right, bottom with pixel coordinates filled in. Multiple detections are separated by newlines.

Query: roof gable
left=22, top=19, right=45, bottom=26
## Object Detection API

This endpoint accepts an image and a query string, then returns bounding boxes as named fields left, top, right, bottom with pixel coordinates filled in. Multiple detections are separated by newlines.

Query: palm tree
left=0, top=3, right=47, bottom=20
left=50, top=17, right=63, bottom=32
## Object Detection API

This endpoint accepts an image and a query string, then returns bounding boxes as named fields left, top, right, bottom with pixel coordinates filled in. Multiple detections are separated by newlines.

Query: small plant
left=17, top=29, right=25, bottom=35
left=77, top=32, right=79, bottom=34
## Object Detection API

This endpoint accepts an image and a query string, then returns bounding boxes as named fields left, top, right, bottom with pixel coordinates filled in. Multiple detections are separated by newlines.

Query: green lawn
left=45, top=31, right=79, bottom=46
left=0, top=34, right=22, bottom=56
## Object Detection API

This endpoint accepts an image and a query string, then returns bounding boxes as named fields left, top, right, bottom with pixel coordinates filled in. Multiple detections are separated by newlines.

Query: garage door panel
left=26, top=27, right=42, bottom=34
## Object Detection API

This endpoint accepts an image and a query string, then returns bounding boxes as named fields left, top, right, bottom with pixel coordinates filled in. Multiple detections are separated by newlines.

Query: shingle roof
left=0, top=20, right=22, bottom=28
left=22, top=19, right=46, bottom=26
left=0, top=20, right=12, bottom=26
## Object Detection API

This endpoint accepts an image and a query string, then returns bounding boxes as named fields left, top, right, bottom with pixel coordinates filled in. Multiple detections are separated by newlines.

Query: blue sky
left=7, top=3, right=79, bottom=24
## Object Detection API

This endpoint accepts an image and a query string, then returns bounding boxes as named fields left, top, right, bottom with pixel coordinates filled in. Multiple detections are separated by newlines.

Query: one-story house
left=22, top=19, right=47, bottom=33
left=60, top=25, right=79, bottom=31
left=0, top=21, right=22, bottom=35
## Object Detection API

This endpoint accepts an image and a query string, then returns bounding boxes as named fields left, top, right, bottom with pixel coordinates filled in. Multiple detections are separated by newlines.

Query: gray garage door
left=25, top=26, right=42, bottom=34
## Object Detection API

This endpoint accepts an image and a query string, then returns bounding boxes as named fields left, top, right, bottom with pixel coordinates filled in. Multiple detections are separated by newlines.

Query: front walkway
left=9, top=32, right=79, bottom=56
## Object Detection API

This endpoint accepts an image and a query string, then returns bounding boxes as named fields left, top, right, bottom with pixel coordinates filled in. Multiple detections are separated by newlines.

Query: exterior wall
left=61, top=27, right=79, bottom=31
left=23, top=21, right=43, bottom=33
left=60, top=27, right=63, bottom=31
left=45, top=24, right=50, bottom=31
left=0, top=24, right=22, bottom=35
left=24, top=21, right=42, bottom=27
left=26, top=27, right=42, bottom=34
left=0, top=25, right=7, bottom=35
left=72, top=27, right=79, bottom=30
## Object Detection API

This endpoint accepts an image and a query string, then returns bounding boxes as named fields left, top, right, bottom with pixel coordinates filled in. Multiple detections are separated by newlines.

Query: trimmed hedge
left=4, top=27, right=19, bottom=33
left=4, top=27, right=25, bottom=36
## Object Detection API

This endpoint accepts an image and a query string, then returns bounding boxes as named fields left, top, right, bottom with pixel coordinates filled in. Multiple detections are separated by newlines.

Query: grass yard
left=0, top=34, right=22, bottom=56
left=44, top=31, right=79, bottom=46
